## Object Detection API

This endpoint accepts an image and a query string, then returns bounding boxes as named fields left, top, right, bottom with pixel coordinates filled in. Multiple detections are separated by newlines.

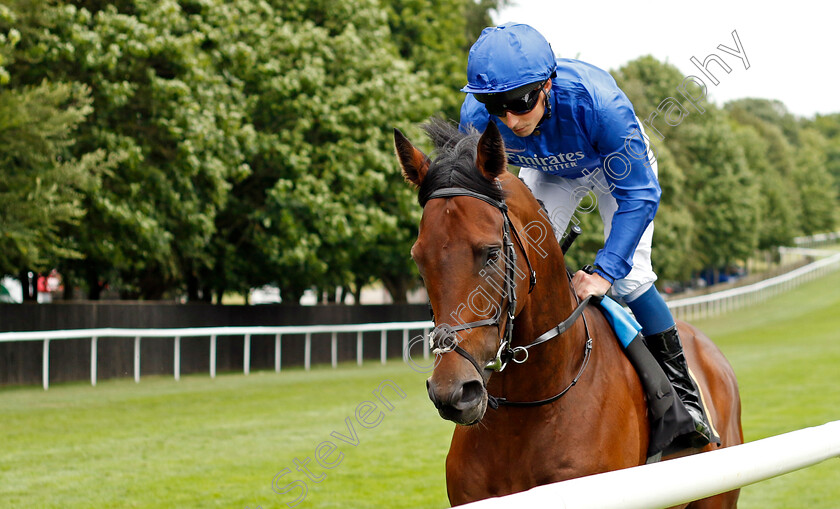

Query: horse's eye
left=486, top=247, right=501, bottom=265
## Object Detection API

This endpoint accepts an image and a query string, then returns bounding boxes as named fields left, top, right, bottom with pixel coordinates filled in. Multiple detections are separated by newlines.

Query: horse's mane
left=417, top=118, right=506, bottom=207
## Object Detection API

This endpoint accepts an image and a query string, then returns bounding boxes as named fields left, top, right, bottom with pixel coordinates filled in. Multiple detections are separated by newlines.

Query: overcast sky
left=493, top=1, right=840, bottom=118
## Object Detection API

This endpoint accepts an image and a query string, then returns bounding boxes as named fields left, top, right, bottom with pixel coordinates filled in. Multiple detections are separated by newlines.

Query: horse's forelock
left=417, top=118, right=505, bottom=207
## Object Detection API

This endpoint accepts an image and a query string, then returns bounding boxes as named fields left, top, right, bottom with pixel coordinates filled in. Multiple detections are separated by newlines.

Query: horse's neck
left=509, top=198, right=578, bottom=344
left=504, top=196, right=584, bottom=382
left=513, top=246, right=579, bottom=350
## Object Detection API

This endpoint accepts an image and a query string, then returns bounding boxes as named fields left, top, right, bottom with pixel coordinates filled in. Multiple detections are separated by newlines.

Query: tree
left=807, top=113, right=840, bottom=210
left=613, top=56, right=698, bottom=281
left=383, top=0, right=463, bottom=122
left=0, top=2, right=16, bottom=85
left=792, top=128, right=837, bottom=235
left=10, top=0, right=254, bottom=299
left=727, top=98, right=837, bottom=238
left=731, top=123, right=797, bottom=250
left=678, top=112, right=760, bottom=272
left=194, top=0, right=438, bottom=303
left=0, top=2, right=108, bottom=296
left=0, top=82, right=104, bottom=275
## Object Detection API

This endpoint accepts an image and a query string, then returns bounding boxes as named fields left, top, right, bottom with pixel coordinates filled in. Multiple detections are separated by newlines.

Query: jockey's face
left=497, top=79, right=551, bottom=137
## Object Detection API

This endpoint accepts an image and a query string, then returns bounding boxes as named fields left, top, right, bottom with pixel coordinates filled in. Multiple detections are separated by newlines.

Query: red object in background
left=36, top=270, right=64, bottom=294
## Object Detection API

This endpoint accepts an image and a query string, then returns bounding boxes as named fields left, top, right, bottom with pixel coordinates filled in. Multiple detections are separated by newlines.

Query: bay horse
left=394, top=119, right=743, bottom=507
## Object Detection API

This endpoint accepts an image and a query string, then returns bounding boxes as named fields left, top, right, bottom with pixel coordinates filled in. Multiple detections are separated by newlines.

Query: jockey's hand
left=571, top=270, right=612, bottom=301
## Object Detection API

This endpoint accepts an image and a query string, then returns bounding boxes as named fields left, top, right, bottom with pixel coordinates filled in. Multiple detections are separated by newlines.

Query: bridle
left=424, top=183, right=593, bottom=408
left=425, top=184, right=535, bottom=372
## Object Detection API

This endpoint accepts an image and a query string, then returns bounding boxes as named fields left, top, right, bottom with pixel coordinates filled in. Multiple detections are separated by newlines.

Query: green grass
left=690, top=268, right=840, bottom=508
left=0, top=364, right=453, bottom=508
left=2, top=269, right=840, bottom=508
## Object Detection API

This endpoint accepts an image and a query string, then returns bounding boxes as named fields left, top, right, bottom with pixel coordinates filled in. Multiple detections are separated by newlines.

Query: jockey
left=458, top=22, right=716, bottom=452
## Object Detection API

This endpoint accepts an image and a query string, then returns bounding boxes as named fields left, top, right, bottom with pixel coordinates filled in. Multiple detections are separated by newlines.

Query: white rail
left=666, top=252, right=840, bottom=321
left=455, top=420, right=840, bottom=508
left=0, top=322, right=432, bottom=390
left=3, top=245, right=838, bottom=390
left=794, top=230, right=840, bottom=248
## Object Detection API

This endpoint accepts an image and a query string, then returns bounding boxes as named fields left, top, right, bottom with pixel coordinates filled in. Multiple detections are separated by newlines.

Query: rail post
left=174, top=336, right=181, bottom=381
left=90, top=336, right=98, bottom=386
left=134, top=336, right=141, bottom=383
left=42, top=338, right=50, bottom=390
left=244, top=334, right=251, bottom=375
left=275, top=334, right=282, bottom=373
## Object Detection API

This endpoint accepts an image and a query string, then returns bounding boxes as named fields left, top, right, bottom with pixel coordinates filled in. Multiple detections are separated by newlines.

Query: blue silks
left=460, top=56, right=661, bottom=282
left=597, top=296, right=642, bottom=348
left=624, top=285, right=675, bottom=336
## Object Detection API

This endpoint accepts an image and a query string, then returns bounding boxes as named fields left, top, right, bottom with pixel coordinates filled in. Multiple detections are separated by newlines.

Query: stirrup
left=683, top=403, right=714, bottom=447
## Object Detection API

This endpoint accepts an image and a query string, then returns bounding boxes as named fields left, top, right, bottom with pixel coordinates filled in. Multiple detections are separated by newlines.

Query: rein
left=424, top=184, right=593, bottom=408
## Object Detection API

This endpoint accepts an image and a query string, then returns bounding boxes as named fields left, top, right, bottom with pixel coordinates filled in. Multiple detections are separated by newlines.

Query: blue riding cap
left=462, top=23, right=557, bottom=94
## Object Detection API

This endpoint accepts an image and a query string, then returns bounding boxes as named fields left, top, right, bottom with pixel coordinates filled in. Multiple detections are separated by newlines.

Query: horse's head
left=395, top=119, right=538, bottom=425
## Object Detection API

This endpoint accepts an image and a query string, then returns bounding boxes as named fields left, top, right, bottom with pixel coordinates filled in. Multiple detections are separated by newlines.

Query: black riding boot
left=623, top=336, right=697, bottom=461
left=645, top=325, right=717, bottom=449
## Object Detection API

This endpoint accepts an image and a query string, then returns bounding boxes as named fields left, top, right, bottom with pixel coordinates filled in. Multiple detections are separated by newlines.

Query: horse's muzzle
left=426, top=376, right=487, bottom=425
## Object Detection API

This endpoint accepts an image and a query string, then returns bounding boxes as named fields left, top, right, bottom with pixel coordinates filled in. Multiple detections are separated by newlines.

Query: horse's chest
left=446, top=418, right=596, bottom=499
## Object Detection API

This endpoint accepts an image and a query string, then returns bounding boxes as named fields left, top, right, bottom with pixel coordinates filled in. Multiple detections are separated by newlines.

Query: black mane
left=417, top=118, right=506, bottom=207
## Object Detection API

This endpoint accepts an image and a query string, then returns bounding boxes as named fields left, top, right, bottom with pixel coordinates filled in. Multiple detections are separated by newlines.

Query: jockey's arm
left=586, top=90, right=661, bottom=285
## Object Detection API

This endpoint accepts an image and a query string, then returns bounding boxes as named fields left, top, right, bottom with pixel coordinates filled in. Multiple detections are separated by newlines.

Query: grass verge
left=2, top=269, right=839, bottom=508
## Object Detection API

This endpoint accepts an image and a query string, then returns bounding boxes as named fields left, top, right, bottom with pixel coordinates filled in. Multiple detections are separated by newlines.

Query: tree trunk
left=353, top=277, right=365, bottom=305
left=85, top=267, right=103, bottom=300
left=199, top=285, right=213, bottom=303
left=186, top=271, right=200, bottom=302
left=138, top=270, right=166, bottom=300
left=382, top=276, right=409, bottom=304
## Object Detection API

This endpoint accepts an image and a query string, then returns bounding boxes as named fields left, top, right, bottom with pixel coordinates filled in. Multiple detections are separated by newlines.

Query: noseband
left=424, top=184, right=593, bottom=408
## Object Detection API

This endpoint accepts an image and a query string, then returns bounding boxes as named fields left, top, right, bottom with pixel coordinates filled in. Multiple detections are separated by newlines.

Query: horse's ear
left=394, top=128, right=431, bottom=187
left=476, top=121, right=506, bottom=180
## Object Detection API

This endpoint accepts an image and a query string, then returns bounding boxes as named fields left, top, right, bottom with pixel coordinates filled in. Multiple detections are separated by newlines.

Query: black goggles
left=474, top=80, right=547, bottom=117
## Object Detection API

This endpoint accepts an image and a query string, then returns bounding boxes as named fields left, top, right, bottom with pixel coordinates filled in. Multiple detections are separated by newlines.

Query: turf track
left=1, top=268, right=839, bottom=508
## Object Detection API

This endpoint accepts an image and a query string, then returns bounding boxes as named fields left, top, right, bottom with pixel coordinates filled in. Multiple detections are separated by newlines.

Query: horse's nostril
left=427, top=378, right=443, bottom=409
left=453, top=380, right=484, bottom=411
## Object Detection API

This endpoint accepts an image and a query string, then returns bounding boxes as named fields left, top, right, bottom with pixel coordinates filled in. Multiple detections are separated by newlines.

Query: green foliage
left=0, top=77, right=105, bottom=275
left=5, top=0, right=258, bottom=298
left=612, top=55, right=688, bottom=116
left=383, top=0, right=465, bottom=120
left=649, top=143, right=695, bottom=281
left=731, top=123, right=797, bottom=250
left=615, top=57, right=836, bottom=282
left=678, top=112, right=759, bottom=269
left=188, top=0, right=436, bottom=302
left=2, top=0, right=481, bottom=302
left=792, top=128, right=837, bottom=234
left=0, top=2, right=836, bottom=301
left=804, top=113, right=840, bottom=227
left=0, top=3, right=19, bottom=85
left=726, top=98, right=837, bottom=239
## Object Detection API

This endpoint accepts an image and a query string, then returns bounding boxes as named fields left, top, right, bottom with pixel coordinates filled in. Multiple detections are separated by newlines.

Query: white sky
left=494, top=0, right=840, bottom=118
